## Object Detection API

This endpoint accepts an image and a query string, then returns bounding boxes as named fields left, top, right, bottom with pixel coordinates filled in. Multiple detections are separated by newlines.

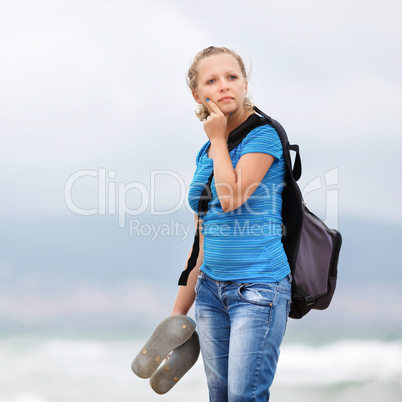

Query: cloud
left=0, top=0, right=401, bottom=225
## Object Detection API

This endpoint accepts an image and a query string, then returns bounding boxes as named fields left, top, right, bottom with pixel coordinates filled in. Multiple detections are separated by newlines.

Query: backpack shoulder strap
left=253, top=106, right=301, bottom=181
left=227, top=112, right=267, bottom=151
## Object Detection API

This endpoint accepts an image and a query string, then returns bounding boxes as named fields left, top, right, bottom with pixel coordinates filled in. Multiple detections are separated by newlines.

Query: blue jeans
left=195, top=271, right=292, bottom=402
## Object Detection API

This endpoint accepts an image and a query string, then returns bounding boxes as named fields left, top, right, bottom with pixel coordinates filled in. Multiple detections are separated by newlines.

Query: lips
left=218, top=96, right=234, bottom=102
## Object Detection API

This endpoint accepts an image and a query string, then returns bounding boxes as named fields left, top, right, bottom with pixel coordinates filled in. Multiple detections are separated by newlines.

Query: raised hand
left=203, top=98, right=228, bottom=143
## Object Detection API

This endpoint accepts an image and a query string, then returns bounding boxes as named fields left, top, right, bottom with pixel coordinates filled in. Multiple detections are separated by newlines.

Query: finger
left=205, top=98, right=221, bottom=114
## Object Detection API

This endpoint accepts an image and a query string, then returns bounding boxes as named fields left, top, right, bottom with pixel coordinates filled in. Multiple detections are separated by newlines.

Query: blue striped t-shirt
left=188, top=121, right=290, bottom=283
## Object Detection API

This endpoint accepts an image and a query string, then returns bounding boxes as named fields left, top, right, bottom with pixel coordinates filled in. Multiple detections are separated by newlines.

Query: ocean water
left=0, top=330, right=401, bottom=402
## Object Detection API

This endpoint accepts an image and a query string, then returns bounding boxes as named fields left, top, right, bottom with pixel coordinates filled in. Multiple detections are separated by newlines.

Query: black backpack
left=178, top=106, right=342, bottom=319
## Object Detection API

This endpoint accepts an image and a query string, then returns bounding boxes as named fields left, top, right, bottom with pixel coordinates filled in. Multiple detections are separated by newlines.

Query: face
left=192, top=53, right=248, bottom=116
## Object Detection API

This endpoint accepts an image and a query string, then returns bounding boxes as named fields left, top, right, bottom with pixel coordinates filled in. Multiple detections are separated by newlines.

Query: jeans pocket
left=238, top=283, right=276, bottom=307
left=283, top=299, right=292, bottom=335
left=195, top=273, right=203, bottom=294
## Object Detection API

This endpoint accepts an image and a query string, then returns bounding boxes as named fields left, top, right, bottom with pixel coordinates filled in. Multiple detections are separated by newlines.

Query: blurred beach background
left=1, top=0, right=402, bottom=401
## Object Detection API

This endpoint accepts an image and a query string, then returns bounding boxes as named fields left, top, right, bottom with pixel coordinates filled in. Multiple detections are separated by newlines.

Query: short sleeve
left=196, top=148, right=203, bottom=165
left=240, top=125, right=283, bottom=160
left=196, top=141, right=211, bottom=165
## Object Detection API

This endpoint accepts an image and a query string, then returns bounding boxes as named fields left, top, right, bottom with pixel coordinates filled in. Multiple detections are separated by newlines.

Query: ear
left=192, top=90, right=203, bottom=105
left=245, top=81, right=248, bottom=96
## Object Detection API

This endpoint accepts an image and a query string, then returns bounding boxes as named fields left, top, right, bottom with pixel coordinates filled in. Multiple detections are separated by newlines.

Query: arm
left=204, top=100, right=274, bottom=212
left=171, top=214, right=204, bottom=316
left=211, top=141, right=274, bottom=212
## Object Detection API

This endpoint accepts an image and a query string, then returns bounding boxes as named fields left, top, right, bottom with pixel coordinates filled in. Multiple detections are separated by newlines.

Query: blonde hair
left=187, top=46, right=254, bottom=121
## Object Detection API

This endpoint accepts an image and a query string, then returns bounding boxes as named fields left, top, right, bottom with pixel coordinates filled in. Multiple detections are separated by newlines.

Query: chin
left=220, top=106, right=236, bottom=116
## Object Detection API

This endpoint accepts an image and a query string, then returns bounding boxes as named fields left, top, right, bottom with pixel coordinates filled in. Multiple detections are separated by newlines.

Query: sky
left=1, top=0, right=401, bottom=224
left=1, top=0, right=402, bottom=328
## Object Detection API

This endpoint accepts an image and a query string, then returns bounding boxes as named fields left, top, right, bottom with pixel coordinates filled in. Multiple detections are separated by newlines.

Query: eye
left=228, top=75, right=238, bottom=80
left=206, top=79, right=216, bottom=84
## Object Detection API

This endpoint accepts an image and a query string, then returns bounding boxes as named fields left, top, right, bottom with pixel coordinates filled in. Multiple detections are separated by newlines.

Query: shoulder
left=196, top=140, right=211, bottom=165
left=247, top=123, right=280, bottom=142
left=239, top=123, right=283, bottom=159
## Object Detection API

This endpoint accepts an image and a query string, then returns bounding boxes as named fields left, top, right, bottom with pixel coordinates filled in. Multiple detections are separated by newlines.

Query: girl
left=172, top=46, right=292, bottom=402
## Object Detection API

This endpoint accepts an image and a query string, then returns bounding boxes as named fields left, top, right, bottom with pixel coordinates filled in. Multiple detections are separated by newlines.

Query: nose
left=219, top=79, right=229, bottom=92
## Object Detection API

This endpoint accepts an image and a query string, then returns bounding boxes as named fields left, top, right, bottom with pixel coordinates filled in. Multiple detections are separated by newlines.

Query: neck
left=225, top=108, right=253, bottom=139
